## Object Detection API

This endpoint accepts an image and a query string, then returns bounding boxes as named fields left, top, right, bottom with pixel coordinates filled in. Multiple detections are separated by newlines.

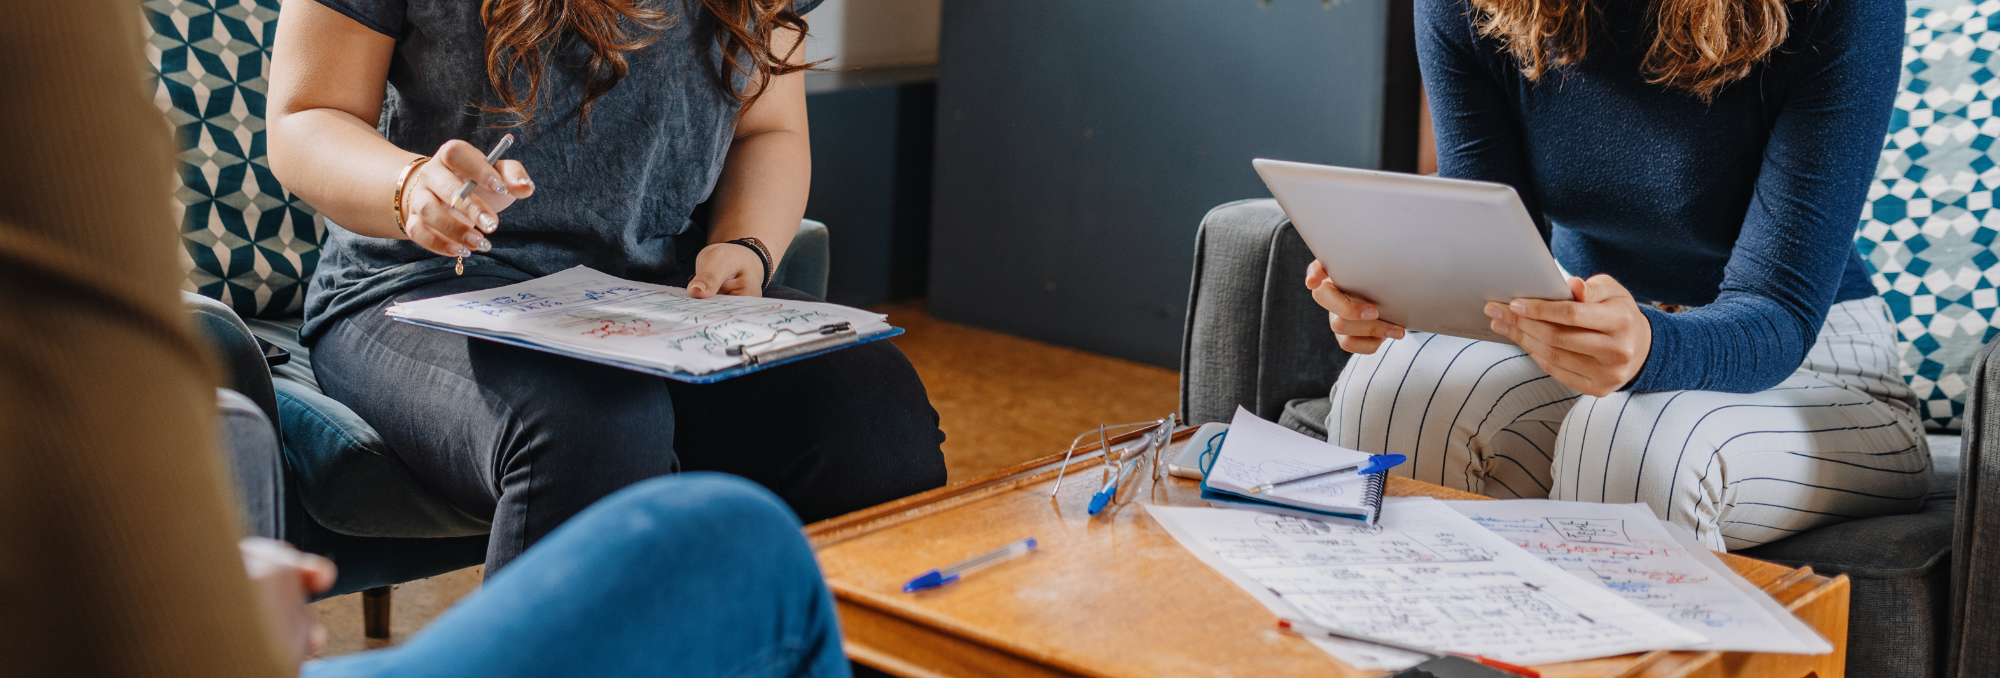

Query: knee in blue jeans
left=595, top=472, right=808, bottom=550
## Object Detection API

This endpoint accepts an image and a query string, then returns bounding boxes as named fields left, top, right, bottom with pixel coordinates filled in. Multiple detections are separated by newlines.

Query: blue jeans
left=303, top=473, right=851, bottom=678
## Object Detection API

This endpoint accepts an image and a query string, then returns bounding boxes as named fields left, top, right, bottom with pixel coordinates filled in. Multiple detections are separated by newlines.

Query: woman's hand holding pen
left=401, top=139, right=535, bottom=258
left=1485, top=274, right=1652, bottom=397
left=1306, top=259, right=1405, bottom=355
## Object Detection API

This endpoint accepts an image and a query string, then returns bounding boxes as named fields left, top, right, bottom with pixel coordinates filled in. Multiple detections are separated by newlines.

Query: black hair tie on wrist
left=722, top=237, right=773, bottom=292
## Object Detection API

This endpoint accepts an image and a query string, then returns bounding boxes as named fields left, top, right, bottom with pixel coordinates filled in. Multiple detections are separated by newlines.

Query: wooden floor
left=308, top=300, right=1181, bottom=657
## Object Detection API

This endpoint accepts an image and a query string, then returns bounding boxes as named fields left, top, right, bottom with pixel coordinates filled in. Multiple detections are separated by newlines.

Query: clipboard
left=384, top=266, right=902, bottom=383
left=393, top=318, right=903, bottom=383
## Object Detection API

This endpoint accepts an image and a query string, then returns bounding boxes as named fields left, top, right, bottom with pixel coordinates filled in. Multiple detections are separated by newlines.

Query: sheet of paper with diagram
left=385, top=266, right=897, bottom=382
left=1148, top=498, right=1705, bottom=670
left=1440, top=500, right=1831, bottom=654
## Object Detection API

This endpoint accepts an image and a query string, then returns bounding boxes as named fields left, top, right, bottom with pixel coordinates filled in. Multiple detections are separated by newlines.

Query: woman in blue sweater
left=1312, top=0, right=1928, bottom=549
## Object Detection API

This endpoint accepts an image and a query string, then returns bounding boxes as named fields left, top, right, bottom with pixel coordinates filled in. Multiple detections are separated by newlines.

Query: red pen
left=1277, top=619, right=1541, bottom=678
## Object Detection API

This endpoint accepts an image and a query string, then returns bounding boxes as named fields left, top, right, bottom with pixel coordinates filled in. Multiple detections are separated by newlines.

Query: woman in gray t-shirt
left=267, top=0, right=945, bottom=571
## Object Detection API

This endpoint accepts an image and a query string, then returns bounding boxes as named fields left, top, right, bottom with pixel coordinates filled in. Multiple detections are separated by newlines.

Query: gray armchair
left=1179, top=199, right=1976, bottom=677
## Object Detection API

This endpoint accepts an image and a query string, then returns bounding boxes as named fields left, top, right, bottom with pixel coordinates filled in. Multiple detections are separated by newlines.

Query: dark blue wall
left=805, top=80, right=936, bottom=308
left=806, top=87, right=899, bottom=306
left=930, top=0, right=1392, bottom=367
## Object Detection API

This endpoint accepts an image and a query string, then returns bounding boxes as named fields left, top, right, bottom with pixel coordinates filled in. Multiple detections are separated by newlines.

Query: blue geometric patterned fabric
left=1857, top=0, right=2000, bottom=431
left=141, top=0, right=323, bottom=318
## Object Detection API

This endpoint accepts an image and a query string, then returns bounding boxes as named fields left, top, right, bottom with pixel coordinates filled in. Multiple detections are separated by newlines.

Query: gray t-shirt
left=299, top=0, right=819, bottom=341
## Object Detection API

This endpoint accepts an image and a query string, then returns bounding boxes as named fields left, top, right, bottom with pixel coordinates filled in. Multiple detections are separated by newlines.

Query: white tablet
left=1253, top=158, right=1572, bottom=344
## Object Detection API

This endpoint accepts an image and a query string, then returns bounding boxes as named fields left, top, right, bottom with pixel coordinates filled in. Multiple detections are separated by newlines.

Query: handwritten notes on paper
left=1148, top=498, right=1704, bottom=669
left=1441, top=500, right=1831, bottom=654
left=386, top=266, right=890, bottom=376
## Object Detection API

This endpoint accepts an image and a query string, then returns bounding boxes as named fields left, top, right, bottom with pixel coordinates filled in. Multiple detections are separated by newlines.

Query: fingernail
left=1493, top=320, right=1509, bottom=334
left=471, top=236, right=491, bottom=252
left=1360, top=307, right=1377, bottom=320
left=1485, top=305, right=1501, bottom=319
left=1390, top=327, right=1406, bottom=339
left=520, top=177, right=535, bottom=188
left=489, top=177, right=506, bottom=193
left=1511, top=301, right=1526, bottom=314
left=453, top=245, right=471, bottom=257
left=479, top=213, right=497, bottom=232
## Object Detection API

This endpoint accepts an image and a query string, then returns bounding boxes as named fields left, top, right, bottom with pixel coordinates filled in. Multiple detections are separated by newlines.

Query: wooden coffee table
left=808, top=427, right=1849, bottom=678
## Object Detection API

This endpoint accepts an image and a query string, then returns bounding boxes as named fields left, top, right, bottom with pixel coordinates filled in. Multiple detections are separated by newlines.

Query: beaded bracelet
left=392, top=155, right=430, bottom=236
left=723, top=237, right=773, bottom=292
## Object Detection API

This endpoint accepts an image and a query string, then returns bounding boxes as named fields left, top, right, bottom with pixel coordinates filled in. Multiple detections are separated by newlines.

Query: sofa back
left=1857, top=0, right=2000, bottom=431
left=142, top=0, right=323, bottom=319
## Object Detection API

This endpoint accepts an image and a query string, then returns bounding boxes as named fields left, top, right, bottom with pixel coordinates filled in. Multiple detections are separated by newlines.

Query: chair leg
left=362, top=586, right=392, bottom=640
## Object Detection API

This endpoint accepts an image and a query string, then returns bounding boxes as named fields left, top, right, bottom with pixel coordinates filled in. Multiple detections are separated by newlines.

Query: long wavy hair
left=479, top=0, right=811, bottom=127
left=1470, top=0, right=1797, bottom=101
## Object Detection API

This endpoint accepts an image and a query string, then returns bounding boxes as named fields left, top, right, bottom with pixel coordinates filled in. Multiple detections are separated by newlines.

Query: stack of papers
left=1150, top=499, right=1707, bottom=668
left=1150, top=495, right=1830, bottom=669
left=1441, top=500, right=1831, bottom=655
left=385, top=266, right=896, bottom=381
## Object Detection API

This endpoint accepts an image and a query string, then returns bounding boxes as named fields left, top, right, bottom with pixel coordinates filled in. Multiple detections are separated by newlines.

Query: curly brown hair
left=1470, top=0, right=1798, bottom=101
left=479, top=0, right=811, bottom=127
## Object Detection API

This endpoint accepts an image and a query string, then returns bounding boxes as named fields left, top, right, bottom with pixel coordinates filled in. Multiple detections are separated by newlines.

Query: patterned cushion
left=1857, top=0, right=2000, bottom=431
left=142, top=0, right=323, bottom=318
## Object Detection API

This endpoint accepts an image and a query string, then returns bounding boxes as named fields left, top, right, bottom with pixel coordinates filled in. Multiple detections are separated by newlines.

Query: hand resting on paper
left=1305, top=259, right=1406, bottom=355
left=687, top=242, right=769, bottom=299
left=1484, top=274, right=1652, bottom=397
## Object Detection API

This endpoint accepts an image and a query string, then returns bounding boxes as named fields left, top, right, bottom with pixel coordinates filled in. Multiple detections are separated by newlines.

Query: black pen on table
left=451, top=134, right=515, bottom=275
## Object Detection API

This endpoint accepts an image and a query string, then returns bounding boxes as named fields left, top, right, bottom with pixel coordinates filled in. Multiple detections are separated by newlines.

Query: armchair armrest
left=1954, top=336, right=2000, bottom=676
left=217, top=387, right=282, bottom=539
left=182, top=291, right=279, bottom=438
left=1179, top=199, right=1350, bottom=424
left=772, top=219, right=829, bottom=300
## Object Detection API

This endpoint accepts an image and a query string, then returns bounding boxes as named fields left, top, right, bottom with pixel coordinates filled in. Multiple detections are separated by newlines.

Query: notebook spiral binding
left=1362, top=472, right=1387, bottom=525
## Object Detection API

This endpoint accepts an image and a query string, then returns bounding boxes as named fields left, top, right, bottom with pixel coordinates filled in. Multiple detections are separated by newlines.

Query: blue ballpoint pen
left=903, top=538, right=1039, bottom=592
left=1249, top=453, right=1407, bottom=494
left=1087, top=416, right=1175, bottom=515
left=1087, top=453, right=1141, bottom=515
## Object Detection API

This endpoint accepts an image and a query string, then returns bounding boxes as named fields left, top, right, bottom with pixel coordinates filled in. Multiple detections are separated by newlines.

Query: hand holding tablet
left=1254, top=159, right=1652, bottom=397
left=1305, top=259, right=1404, bottom=355
left=1482, top=274, right=1652, bottom=397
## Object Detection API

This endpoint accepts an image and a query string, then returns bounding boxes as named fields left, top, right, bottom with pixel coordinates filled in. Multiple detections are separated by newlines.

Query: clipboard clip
left=725, top=322, right=857, bottom=366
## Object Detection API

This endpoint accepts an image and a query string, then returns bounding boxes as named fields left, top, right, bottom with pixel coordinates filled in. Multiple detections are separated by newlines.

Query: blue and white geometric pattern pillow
left=142, top=0, right=323, bottom=318
left=1857, top=0, right=2000, bottom=431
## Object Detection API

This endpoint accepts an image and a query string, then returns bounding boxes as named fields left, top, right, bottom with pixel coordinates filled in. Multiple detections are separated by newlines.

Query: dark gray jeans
left=312, top=275, right=946, bottom=571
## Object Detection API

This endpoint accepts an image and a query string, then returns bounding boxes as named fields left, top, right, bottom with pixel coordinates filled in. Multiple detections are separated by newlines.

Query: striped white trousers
left=1326, top=297, right=1932, bottom=550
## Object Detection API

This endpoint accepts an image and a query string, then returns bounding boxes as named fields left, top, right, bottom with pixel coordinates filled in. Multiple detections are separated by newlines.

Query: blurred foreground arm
left=0, top=0, right=289, bottom=675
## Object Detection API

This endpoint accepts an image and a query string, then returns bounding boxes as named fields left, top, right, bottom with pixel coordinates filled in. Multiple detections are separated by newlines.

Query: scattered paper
left=1441, top=500, right=1830, bottom=655
left=386, top=266, right=889, bottom=375
left=1202, top=406, right=1376, bottom=513
left=1148, top=498, right=1704, bottom=670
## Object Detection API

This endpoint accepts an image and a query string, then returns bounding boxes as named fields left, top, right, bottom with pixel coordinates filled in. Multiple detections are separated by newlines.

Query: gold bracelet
left=392, top=155, right=430, bottom=236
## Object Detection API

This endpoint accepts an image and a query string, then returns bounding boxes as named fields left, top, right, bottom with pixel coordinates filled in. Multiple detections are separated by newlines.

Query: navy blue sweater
left=1418, top=0, right=1902, bottom=393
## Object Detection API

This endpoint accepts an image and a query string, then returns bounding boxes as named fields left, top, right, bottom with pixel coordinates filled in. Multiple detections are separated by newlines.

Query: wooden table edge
left=810, top=437, right=1850, bottom=678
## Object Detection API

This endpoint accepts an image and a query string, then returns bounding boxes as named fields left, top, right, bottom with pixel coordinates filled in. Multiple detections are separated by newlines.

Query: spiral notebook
left=1198, top=407, right=1389, bottom=525
left=385, top=266, right=901, bottom=383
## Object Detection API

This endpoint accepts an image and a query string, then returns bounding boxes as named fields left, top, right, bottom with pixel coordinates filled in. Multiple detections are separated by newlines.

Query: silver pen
left=452, top=134, right=515, bottom=275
